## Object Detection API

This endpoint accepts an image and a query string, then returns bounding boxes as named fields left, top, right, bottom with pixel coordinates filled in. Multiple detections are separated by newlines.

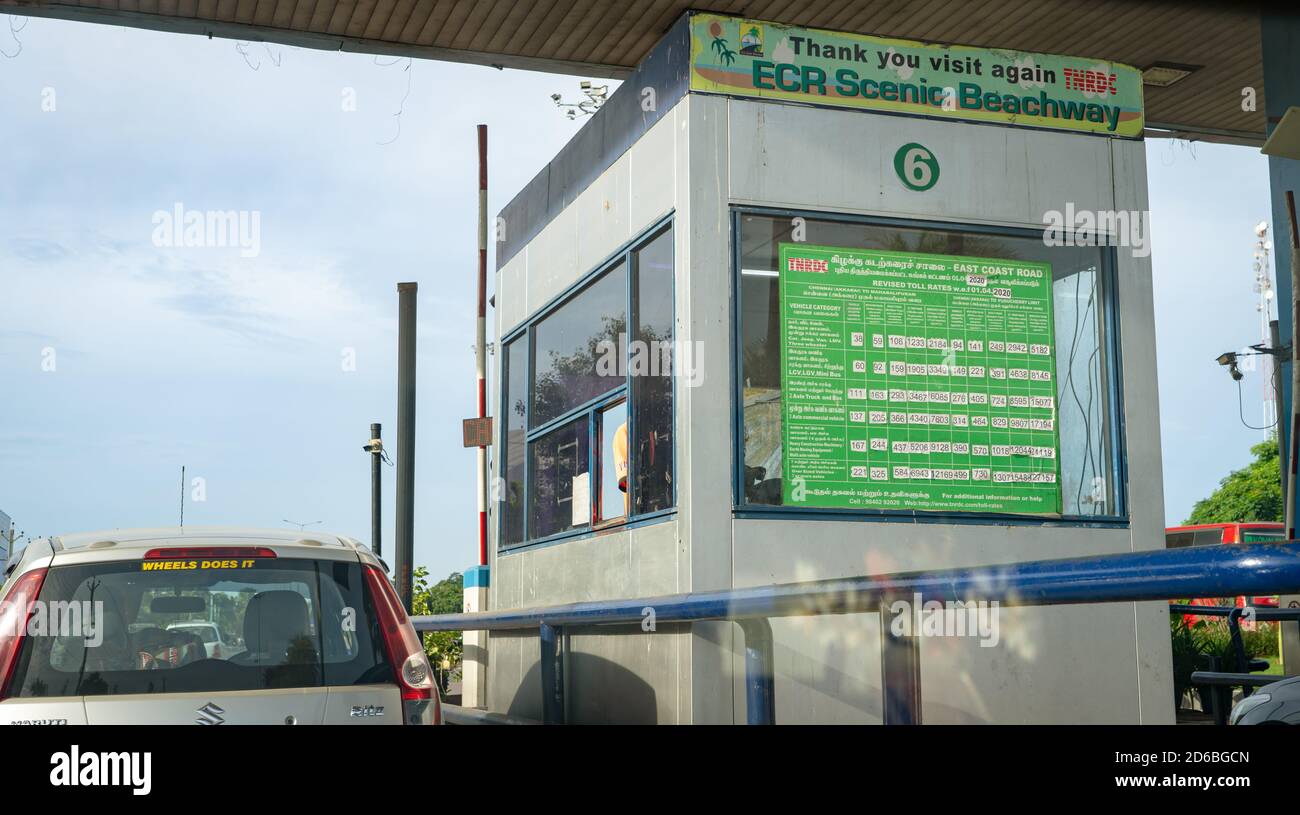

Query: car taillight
left=143, top=547, right=277, bottom=559
left=0, top=568, right=48, bottom=701
left=363, top=565, right=440, bottom=725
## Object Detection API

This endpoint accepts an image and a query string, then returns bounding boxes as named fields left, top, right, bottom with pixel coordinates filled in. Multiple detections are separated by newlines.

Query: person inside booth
left=613, top=419, right=629, bottom=516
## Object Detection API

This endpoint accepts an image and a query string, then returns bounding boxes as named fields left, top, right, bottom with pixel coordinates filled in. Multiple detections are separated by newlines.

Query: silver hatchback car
left=0, top=527, right=439, bottom=725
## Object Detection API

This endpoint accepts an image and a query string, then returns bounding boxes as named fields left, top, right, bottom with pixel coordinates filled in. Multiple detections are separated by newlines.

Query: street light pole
left=395, top=282, right=418, bottom=612
left=367, top=423, right=383, bottom=559
left=1285, top=192, right=1299, bottom=541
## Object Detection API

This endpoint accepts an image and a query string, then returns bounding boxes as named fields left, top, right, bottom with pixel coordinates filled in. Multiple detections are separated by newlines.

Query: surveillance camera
left=551, top=93, right=561, bottom=102
left=1255, top=221, right=1269, bottom=238
left=1216, top=351, right=1244, bottom=381
left=580, top=80, right=591, bottom=89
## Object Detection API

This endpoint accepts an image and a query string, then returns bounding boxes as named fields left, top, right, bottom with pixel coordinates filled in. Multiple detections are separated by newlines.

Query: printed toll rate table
left=779, top=244, right=1062, bottom=515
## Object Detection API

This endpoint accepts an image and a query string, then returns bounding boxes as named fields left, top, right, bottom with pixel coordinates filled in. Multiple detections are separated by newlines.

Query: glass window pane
left=502, top=337, right=527, bottom=546
left=1053, top=261, right=1116, bottom=515
left=737, top=212, right=1117, bottom=517
left=1193, top=528, right=1225, bottom=546
left=528, top=415, right=591, bottom=539
left=531, top=265, right=627, bottom=428
left=598, top=401, right=628, bottom=523
left=631, top=227, right=675, bottom=515
left=11, top=560, right=388, bottom=697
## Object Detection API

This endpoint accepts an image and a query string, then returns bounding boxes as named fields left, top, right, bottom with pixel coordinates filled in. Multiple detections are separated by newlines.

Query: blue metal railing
left=413, top=543, right=1300, bottom=724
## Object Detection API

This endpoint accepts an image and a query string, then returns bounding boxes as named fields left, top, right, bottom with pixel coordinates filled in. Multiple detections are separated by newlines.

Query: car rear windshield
left=9, top=556, right=395, bottom=697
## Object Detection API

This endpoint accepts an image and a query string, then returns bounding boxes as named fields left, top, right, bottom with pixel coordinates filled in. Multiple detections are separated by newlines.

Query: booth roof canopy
left=4, top=0, right=1269, bottom=144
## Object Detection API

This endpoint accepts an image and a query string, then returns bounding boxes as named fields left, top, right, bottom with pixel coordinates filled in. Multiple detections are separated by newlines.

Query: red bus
left=1165, top=522, right=1286, bottom=620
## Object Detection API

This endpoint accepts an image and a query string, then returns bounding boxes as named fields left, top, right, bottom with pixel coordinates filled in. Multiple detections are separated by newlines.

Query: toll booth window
left=529, top=415, right=591, bottom=539
left=501, top=337, right=528, bottom=546
left=500, top=220, right=675, bottom=548
left=736, top=211, right=1122, bottom=519
left=631, top=227, right=675, bottom=515
left=598, top=400, right=629, bottom=524
left=531, top=264, right=627, bottom=428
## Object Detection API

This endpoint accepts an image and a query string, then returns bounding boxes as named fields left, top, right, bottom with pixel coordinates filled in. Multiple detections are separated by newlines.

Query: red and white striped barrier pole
left=464, top=124, right=491, bottom=709
left=476, top=124, right=489, bottom=568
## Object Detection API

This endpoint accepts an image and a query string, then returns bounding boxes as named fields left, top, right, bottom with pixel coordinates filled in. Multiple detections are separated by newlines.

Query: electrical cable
left=1, top=16, right=27, bottom=58
left=1061, top=267, right=1100, bottom=512
left=376, top=56, right=413, bottom=146
left=1237, top=376, right=1276, bottom=431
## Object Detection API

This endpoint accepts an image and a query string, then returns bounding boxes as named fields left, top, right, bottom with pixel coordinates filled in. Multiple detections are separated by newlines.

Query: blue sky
left=0, top=16, right=1281, bottom=578
left=0, top=16, right=591, bottom=578
left=1148, top=139, right=1278, bottom=525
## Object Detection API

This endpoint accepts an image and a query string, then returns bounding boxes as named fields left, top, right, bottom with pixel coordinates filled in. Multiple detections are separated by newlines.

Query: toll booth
left=486, top=11, right=1170, bottom=723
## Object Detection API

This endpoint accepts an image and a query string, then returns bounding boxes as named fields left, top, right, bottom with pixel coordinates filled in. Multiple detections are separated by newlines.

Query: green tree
left=411, top=567, right=463, bottom=692
left=1185, top=437, right=1283, bottom=524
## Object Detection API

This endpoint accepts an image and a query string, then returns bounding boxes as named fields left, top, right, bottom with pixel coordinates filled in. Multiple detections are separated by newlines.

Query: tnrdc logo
left=1042, top=204, right=1150, bottom=258
left=888, top=593, right=1000, bottom=647
left=151, top=203, right=261, bottom=257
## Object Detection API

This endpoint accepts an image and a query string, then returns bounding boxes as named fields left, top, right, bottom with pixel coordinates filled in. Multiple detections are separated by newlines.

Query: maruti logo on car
left=195, top=702, right=226, bottom=725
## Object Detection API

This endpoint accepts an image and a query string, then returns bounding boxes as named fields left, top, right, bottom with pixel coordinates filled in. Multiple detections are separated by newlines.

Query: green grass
left=1259, top=656, right=1284, bottom=676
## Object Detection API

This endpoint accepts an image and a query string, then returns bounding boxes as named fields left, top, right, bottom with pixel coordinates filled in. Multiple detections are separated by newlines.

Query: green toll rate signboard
left=779, top=244, right=1063, bottom=516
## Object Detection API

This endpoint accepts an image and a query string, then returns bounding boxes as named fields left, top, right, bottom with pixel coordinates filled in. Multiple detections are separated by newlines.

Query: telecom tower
left=1255, top=221, right=1276, bottom=432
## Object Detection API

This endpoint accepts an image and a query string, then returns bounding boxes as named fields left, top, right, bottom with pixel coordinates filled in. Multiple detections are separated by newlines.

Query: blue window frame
left=499, top=217, right=676, bottom=551
left=731, top=206, right=1129, bottom=527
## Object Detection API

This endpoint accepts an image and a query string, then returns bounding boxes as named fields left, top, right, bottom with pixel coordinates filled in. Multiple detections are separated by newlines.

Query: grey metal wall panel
left=495, top=12, right=690, bottom=269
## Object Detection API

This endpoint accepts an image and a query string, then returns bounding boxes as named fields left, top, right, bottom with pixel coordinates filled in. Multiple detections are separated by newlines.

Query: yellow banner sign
left=689, top=13, right=1144, bottom=138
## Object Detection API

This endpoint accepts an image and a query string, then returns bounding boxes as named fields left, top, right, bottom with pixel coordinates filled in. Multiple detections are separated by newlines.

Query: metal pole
left=880, top=600, right=922, bottom=725
left=395, top=282, right=418, bottom=611
left=539, top=622, right=564, bottom=724
left=738, top=619, right=775, bottom=725
left=1271, top=320, right=1286, bottom=490
left=370, top=422, right=382, bottom=559
left=1282, top=194, right=1300, bottom=672
left=476, top=124, right=489, bottom=568
left=1286, top=192, right=1299, bottom=540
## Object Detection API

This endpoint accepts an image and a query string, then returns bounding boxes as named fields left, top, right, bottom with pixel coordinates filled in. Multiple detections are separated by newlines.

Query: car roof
left=57, top=526, right=349, bottom=548
left=1165, top=522, right=1285, bottom=532
left=44, top=526, right=379, bottom=567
